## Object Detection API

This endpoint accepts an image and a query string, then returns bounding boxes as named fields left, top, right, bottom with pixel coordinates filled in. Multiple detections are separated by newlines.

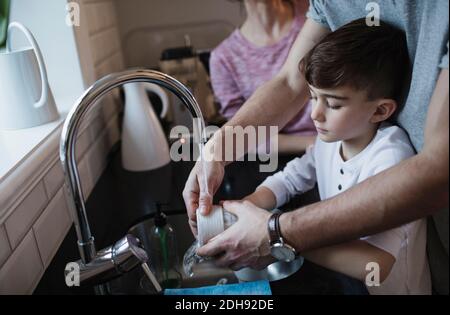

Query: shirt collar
left=336, top=132, right=380, bottom=174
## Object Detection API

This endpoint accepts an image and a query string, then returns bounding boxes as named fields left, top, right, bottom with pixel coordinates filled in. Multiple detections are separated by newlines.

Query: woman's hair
left=300, top=18, right=410, bottom=102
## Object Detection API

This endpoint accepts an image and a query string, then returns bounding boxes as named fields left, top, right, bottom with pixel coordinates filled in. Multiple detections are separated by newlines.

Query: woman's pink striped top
left=210, top=7, right=316, bottom=135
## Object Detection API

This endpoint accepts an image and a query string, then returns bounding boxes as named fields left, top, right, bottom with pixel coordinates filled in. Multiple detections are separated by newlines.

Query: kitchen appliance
left=121, top=82, right=171, bottom=171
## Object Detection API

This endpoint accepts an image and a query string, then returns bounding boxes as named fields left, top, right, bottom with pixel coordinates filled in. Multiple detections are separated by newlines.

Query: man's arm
left=183, top=19, right=330, bottom=227
left=277, top=134, right=316, bottom=154
left=281, top=70, right=449, bottom=252
left=304, top=240, right=396, bottom=283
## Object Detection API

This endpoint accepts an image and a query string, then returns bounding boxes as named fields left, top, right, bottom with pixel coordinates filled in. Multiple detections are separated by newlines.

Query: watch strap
left=268, top=209, right=282, bottom=244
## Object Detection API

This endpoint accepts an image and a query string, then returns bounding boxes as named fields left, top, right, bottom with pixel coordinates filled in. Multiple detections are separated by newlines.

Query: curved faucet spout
left=60, top=69, right=207, bottom=273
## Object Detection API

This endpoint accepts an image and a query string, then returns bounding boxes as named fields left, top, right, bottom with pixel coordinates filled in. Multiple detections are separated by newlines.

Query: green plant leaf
left=0, top=0, right=11, bottom=50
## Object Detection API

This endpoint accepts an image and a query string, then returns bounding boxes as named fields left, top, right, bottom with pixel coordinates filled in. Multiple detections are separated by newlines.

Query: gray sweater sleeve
left=306, top=0, right=330, bottom=29
left=439, top=41, right=449, bottom=69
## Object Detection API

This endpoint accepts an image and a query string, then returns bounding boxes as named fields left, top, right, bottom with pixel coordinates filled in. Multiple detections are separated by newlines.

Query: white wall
left=115, top=0, right=245, bottom=68
left=0, top=0, right=122, bottom=294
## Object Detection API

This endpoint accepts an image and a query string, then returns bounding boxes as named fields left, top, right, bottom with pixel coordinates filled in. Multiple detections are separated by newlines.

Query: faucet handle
left=72, top=234, right=147, bottom=286
left=126, top=234, right=148, bottom=263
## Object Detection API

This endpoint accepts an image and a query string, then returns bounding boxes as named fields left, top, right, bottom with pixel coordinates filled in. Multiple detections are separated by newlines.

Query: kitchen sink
left=105, top=213, right=238, bottom=295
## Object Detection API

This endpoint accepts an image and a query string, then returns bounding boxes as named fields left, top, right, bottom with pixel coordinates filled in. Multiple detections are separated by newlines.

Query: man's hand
left=182, top=159, right=225, bottom=236
left=196, top=200, right=273, bottom=270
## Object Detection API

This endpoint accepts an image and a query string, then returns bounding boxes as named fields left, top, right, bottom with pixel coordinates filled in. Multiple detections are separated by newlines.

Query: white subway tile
left=85, top=3, right=99, bottom=34
left=0, top=225, right=11, bottom=268
left=106, top=116, right=120, bottom=150
left=78, top=156, right=94, bottom=199
left=105, top=1, right=117, bottom=30
left=5, top=183, right=48, bottom=249
left=112, top=50, right=125, bottom=72
left=95, top=61, right=109, bottom=79
left=99, top=95, right=121, bottom=132
left=76, top=127, right=93, bottom=162
left=98, top=2, right=115, bottom=31
left=63, top=189, right=76, bottom=223
left=90, top=31, right=107, bottom=65
left=108, top=27, right=121, bottom=57
left=87, top=134, right=108, bottom=185
left=33, top=189, right=72, bottom=268
left=0, top=230, right=43, bottom=294
left=43, top=161, right=64, bottom=200
left=101, top=93, right=120, bottom=120
left=91, top=28, right=121, bottom=66
left=89, top=115, right=107, bottom=140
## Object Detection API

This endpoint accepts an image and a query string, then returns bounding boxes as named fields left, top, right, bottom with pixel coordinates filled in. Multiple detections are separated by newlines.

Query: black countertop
left=34, top=145, right=367, bottom=295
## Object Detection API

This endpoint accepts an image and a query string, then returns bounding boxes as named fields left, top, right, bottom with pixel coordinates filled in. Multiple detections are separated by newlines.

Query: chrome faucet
left=60, top=69, right=206, bottom=287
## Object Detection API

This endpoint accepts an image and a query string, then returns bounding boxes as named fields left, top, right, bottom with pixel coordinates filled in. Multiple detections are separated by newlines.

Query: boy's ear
left=370, top=99, right=397, bottom=123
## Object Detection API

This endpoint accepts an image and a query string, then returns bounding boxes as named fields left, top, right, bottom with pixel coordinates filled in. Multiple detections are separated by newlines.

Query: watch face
left=270, top=243, right=296, bottom=262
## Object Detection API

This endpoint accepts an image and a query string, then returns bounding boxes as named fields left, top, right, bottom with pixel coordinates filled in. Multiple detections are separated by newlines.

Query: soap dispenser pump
left=149, top=204, right=182, bottom=289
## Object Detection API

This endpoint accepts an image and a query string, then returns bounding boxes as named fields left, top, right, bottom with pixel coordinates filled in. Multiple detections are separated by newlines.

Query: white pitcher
left=121, top=82, right=171, bottom=171
left=0, top=22, right=58, bottom=130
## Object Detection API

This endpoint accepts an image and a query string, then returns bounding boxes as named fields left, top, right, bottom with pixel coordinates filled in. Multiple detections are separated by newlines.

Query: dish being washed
left=184, top=206, right=304, bottom=282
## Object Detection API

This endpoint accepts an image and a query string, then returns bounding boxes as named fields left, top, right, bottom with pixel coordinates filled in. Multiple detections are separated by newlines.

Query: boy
left=244, top=18, right=431, bottom=294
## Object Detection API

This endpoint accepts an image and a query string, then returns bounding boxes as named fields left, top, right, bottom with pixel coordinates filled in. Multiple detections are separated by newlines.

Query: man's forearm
left=304, top=240, right=396, bottom=282
left=278, top=134, right=316, bottom=154
left=228, top=76, right=309, bottom=131
left=281, top=152, right=449, bottom=253
left=208, top=76, right=311, bottom=164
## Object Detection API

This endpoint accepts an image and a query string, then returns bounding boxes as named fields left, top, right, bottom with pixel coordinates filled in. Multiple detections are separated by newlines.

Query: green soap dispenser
left=149, top=204, right=182, bottom=289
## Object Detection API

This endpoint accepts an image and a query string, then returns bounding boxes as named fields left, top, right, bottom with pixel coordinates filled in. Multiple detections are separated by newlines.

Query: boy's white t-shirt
left=260, top=123, right=431, bottom=294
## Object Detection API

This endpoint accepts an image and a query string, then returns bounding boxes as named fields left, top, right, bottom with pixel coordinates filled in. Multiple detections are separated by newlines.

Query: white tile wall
left=0, top=230, right=43, bottom=295
left=106, top=116, right=121, bottom=147
left=0, top=226, right=11, bottom=268
left=87, top=134, right=109, bottom=185
left=101, top=91, right=123, bottom=122
left=91, top=27, right=122, bottom=66
left=0, top=0, right=125, bottom=294
left=95, top=51, right=124, bottom=76
left=76, top=126, right=94, bottom=162
left=33, top=189, right=71, bottom=268
left=0, top=115, right=121, bottom=294
left=43, top=161, right=64, bottom=200
left=86, top=1, right=116, bottom=35
left=89, top=114, right=108, bottom=139
left=78, top=154, right=94, bottom=200
left=5, top=183, right=48, bottom=249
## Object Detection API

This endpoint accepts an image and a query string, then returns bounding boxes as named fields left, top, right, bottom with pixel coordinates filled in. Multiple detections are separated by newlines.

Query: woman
left=210, top=0, right=316, bottom=153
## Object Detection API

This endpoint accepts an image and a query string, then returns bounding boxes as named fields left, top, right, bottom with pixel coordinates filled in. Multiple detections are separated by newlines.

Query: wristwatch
left=267, top=210, right=297, bottom=262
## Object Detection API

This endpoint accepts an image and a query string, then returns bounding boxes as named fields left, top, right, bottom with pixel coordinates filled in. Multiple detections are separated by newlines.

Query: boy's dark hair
left=300, top=18, right=410, bottom=102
